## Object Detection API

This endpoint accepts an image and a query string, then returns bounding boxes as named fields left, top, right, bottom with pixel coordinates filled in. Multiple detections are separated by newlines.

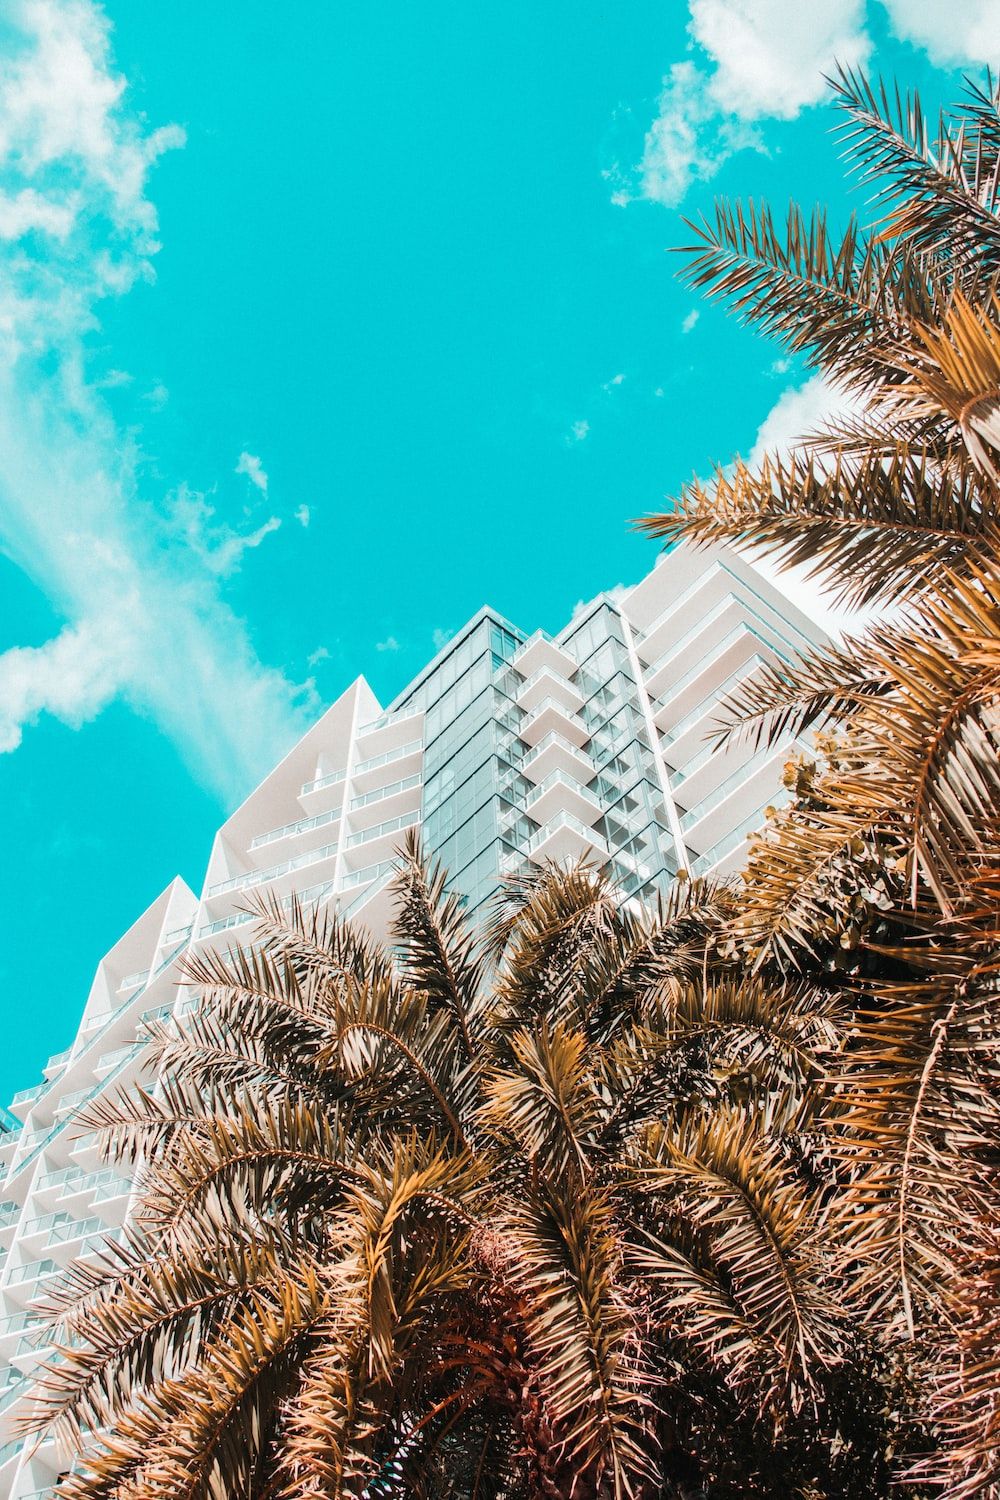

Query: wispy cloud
left=432, top=627, right=453, bottom=652
left=681, top=309, right=700, bottom=334
left=295, top=503, right=311, bottom=527
left=567, top=418, right=590, bottom=444
left=0, top=0, right=313, bottom=804
left=375, top=636, right=400, bottom=653
left=235, top=450, right=269, bottom=495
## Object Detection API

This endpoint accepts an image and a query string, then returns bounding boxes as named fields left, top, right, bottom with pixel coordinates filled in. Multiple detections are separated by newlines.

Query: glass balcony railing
left=207, top=840, right=339, bottom=898
left=163, top=922, right=193, bottom=944
left=9, top=1083, right=45, bottom=1108
left=5, top=1256, right=57, bottom=1286
left=0, top=1202, right=20, bottom=1229
left=0, top=1311, right=42, bottom=1336
left=515, top=666, right=582, bottom=699
left=250, top=805, right=341, bottom=851
left=524, top=768, right=598, bottom=812
left=340, top=859, right=395, bottom=891
left=116, top=970, right=149, bottom=993
left=198, top=879, right=336, bottom=938
left=526, top=810, right=609, bottom=857
left=344, top=810, right=419, bottom=850
left=45, top=1048, right=72, bottom=1072
left=300, top=765, right=347, bottom=797
left=521, top=731, right=592, bottom=771
left=521, top=696, right=587, bottom=736
left=348, top=773, right=421, bottom=811
left=356, top=703, right=422, bottom=738
left=353, top=739, right=423, bottom=778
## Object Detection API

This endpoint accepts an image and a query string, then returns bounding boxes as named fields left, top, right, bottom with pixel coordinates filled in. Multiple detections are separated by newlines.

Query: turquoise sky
left=0, top=0, right=991, bottom=1099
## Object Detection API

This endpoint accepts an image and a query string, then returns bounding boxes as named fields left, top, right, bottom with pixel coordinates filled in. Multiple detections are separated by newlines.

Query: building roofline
left=387, top=604, right=526, bottom=710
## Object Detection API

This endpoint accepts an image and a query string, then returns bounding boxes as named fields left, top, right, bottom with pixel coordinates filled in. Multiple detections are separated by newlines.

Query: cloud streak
left=0, top=0, right=313, bottom=804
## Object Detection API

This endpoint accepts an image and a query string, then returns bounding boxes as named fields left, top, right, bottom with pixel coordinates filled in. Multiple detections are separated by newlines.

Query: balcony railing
left=250, top=805, right=341, bottom=850
left=207, top=839, right=339, bottom=898
left=300, top=765, right=347, bottom=797
left=9, top=1083, right=45, bottom=1108
left=526, top=810, right=609, bottom=857
left=198, top=880, right=336, bottom=938
left=521, top=731, right=592, bottom=772
left=340, top=859, right=395, bottom=891
left=116, top=969, right=149, bottom=993
left=5, top=1257, right=57, bottom=1286
left=353, top=739, right=423, bottom=778
left=521, top=697, right=588, bottom=737
left=356, top=703, right=422, bottom=738
left=343, top=810, right=418, bottom=850
left=524, top=768, right=597, bottom=813
left=348, top=773, right=421, bottom=811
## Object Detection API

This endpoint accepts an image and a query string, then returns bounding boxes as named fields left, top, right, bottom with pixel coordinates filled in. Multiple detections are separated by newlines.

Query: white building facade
left=0, top=542, right=825, bottom=1495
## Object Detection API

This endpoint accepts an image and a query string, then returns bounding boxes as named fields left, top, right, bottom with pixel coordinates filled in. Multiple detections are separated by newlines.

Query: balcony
left=348, top=773, right=421, bottom=815
left=521, top=731, right=591, bottom=786
left=689, top=794, right=787, bottom=878
left=524, top=769, right=601, bottom=828
left=519, top=695, right=589, bottom=749
left=0, top=1202, right=20, bottom=1230
left=680, top=739, right=802, bottom=845
left=197, top=878, right=336, bottom=939
left=94, top=1044, right=140, bottom=1079
left=116, top=969, right=149, bottom=994
left=349, top=737, right=424, bottom=793
left=300, top=764, right=347, bottom=798
left=9, top=1083, right=45, bottom=1111
left=511, top=630, right=579, bottom=682
left=206, top=839, right=339, bottom=898
left=356, top=703, right=422, bottom=741
left=250, top=805, right=341, bottom=851
left=43, top=1048, right=72, bottom=1078
left=342, top=809, right=419, bottom=862
left=163, top=921, right=194, bottom=945
left=340, top=859, right=395, bottom=893
left=515, top=666, right=584, bottom=716
left=526, top=811, right=609, bottom=866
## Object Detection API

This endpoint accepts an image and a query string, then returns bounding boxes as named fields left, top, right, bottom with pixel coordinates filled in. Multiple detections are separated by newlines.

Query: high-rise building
left=0, top=541, right=826, bottom=1494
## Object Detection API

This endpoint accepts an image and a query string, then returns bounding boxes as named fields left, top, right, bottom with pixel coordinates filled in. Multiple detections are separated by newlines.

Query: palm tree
left=638, top=69, right=1000, bottom=1491
left=22, top=837, right=881, bottom=1498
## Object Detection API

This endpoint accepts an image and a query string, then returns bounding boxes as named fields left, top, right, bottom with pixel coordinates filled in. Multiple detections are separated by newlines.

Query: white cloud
left=747, top=372, right=860, bottom=466
left=375, top=636, right=400, bottom=653
left=880, top=0, right=1000, bottom=66
left=142, top=380, right=168, bottom=408
left=0, top=614, right=129, bottom=751
left=602, top=372, right=626, bottom=392
left=165, top=483, right=282, bottom=577
left=307, top=645, right=330, bottom=668
left=737, top=374, right=876, bottom=637
left=235, top=450, right=268, bottom=495
left=681, top=309, right=700, bottom=334
left=432, top=627, right=453, bottom=652
left=0, top=1, right=312, bottom=804
left=295, top=503, right=310, bottom=527
left=635, top=0, right=871, bottom=207
left=568, top=418, right=590, bottom=443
